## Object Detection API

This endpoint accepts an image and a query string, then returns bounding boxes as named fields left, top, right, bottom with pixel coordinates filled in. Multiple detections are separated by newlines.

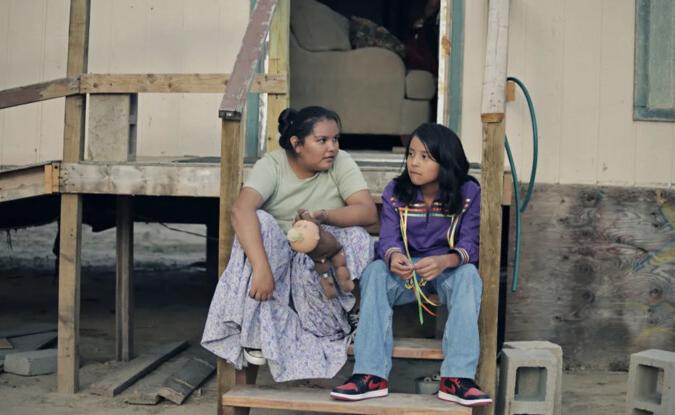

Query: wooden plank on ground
left=0, top=323, right=56, bottom=339
left=0, top=338, right=12, bottom=349
left=89, top=340, right=188, bottom=397
left=80, top=74, right=286, bottom=94
left=222, top=385, right=471, bottom=414
left=123, top=356, right=189, bottom=405
left=0, top=77, right=80, bottom=110
left=158, top=353, right=216, bottom=404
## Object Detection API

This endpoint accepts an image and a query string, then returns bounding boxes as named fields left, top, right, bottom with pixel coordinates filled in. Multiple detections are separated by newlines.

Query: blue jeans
left=352, top=259, right=483, bottom=380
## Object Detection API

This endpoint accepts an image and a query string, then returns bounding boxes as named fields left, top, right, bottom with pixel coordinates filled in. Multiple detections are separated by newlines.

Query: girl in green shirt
left=202, top=106, right=377, bottom=381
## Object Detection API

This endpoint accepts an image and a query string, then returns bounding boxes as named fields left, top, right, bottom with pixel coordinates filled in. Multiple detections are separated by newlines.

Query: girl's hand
left=249, top=266, right=274, bottom=301
left=390, top=252, right=414, bottom=280
left=414, top=255, right=451, bottom=281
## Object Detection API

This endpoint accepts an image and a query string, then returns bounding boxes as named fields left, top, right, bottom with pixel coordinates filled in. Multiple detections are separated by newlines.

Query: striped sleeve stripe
left=384, top=247, right=403, bottom=265
left=454, top=247, right=470, bottom=265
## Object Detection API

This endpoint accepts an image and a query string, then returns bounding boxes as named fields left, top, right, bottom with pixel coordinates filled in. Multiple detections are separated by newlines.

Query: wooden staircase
left=217, top=0, right=512, bottom=413
left=221, top=338, right=471, bottom=415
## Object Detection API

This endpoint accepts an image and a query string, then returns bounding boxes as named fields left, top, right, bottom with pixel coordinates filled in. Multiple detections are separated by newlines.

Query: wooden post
left=57, top=0, right=90, bottom=394
left=265, top=0, right=289, bottom=152
left=116, top=196, right=134, bottom=361
left=217, top=2, right=278, bottom=412
left=476, top=1, right=509, bottom=414
left=218, top=120, right=245, bottom=415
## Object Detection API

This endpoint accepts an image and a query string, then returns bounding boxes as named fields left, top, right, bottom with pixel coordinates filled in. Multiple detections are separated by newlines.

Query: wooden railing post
left=476, top=0, right=510, bottom=414
left=216, top=1, right=279, bottom=413
left=57, top=0, right=90, bottom=394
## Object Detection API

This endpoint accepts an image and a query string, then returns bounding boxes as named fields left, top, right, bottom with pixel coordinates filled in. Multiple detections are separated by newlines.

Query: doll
left=286, top=210, right=354, bottom=299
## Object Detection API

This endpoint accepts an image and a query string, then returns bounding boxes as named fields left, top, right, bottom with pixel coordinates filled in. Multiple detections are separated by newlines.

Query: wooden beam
left=219, top=0, right=278, bottom=119
left=0, top=164, right=51, bottom=202
left=0, top=78, right=80, bottom=110
left=480, top=0, right=510, bottom=123
left=57, top=162, right=512, bottom=205
left=476, top=121, right=505, bottom=415
left=476, top=1, right=510, bottom=413
left=57, top=0, right=90, bottom=395
left=116, top=196, right=134, bottom=361
left=217, top=118, right=245, bottom=415
left=59, top=162, right=222, bottom=197
left=80, top=73, right=286, bottom=95
left=265, top=0, right=290, bottom=151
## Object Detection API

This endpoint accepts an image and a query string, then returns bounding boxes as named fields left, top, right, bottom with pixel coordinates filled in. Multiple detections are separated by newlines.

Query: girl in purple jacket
left=331, top=123, right=491, bottom=407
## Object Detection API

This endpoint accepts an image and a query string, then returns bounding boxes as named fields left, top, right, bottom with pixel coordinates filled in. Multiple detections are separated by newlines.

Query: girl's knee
left=360, top=260, right=389, bottom=285
left=443, top=264, right=482, bottom=290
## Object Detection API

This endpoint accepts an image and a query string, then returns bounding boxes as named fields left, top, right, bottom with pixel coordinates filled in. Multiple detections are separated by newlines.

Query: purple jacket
left=376, top=179, right=481, bottom=266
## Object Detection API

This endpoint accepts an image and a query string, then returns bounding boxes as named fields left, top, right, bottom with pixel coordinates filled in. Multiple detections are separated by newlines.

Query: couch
left=289, top=0, right=436, bottom=135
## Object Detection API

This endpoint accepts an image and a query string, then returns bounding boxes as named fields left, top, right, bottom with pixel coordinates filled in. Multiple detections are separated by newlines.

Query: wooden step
left=348, top=338, right=443, bottom=360
left=222, top=385, right=471, bottom=415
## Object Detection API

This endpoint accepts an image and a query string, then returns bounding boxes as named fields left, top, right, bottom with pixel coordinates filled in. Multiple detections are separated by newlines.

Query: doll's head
left=287, top=220, right=320, bottom=253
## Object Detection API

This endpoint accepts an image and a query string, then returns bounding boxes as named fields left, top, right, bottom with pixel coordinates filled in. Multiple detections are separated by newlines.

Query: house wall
left=0, top=0, right=249, bottom=166
left=505, top=184, right=674, bottom=369
left=461, top=0, right=675, bottom=187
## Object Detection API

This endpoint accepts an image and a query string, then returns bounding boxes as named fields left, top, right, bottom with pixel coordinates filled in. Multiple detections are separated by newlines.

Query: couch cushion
left=291, top=0, right=351, bottom=51
left=405, top=70, right=436, bottom=100
left=349, top=16, right=406, bottom=59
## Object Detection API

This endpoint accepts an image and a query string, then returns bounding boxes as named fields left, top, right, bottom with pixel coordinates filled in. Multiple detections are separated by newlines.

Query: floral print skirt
left=201, top=210, right=373, bottom=382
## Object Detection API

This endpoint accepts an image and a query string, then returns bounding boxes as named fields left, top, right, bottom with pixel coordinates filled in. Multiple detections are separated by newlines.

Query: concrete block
left=497, top=348, right=559, bottom=415
left=4, top=348, right=57, bottom=376
left=626, top=349, right=675, bottom=415
left=504, top=341, right=563, bottom=415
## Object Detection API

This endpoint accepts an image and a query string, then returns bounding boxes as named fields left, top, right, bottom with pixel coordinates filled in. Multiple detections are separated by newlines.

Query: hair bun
left=278, top=108, right=298, bottom=136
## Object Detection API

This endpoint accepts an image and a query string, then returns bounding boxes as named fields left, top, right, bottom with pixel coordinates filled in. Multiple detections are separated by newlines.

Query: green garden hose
left=505, top=76, right=538, bottom=291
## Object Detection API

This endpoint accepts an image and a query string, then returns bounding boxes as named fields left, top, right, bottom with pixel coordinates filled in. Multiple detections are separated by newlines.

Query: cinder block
left=504, top=341, right=563, bottom=415
left=497, top=348, right=559, bottom=415
left=4, top=348, right=57, bottom=376
left=626, top=349, right=675, bottom=415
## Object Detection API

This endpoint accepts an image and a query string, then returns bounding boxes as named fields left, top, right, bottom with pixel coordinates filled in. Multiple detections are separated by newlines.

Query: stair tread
left=222, top=385, right=471, bottom=414
left=348, top=337, right=443, bottom=360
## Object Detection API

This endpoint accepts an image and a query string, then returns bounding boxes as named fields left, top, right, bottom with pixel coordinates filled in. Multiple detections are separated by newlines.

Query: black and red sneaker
left=438, top=377, right=492, bottom=407
left=330, top=374, right=389, bottom=401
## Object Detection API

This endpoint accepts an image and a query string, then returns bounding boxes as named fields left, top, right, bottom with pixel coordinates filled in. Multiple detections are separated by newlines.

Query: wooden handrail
left=80, top=73, right=286, bottom=94
left=219, top=0, right=278, bottom=120
left=0, top=73, right=286, bottom=110
left=0, top=78, right=80, bottom=110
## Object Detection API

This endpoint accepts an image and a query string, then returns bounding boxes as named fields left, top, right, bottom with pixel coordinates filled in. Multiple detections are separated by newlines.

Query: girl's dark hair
left=394, top=123, right=474, bottom=215
left=277, top=106, right=341, bottom=153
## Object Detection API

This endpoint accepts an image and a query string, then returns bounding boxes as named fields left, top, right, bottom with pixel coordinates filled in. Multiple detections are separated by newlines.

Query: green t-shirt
left=243, top=149, right=369, bottom=232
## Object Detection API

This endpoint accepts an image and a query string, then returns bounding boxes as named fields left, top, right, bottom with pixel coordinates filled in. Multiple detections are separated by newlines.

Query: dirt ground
left=0, top=223, right=628, bottom=414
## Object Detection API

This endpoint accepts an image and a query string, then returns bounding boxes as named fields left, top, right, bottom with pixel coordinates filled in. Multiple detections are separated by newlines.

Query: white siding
left=461, top=0, right=675, bottom=186
left=0, top=0, right=249, bottom=166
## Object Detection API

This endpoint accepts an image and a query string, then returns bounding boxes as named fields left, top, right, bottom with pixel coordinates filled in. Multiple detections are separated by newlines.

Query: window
left=634, top=0, right=675, bottom=122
